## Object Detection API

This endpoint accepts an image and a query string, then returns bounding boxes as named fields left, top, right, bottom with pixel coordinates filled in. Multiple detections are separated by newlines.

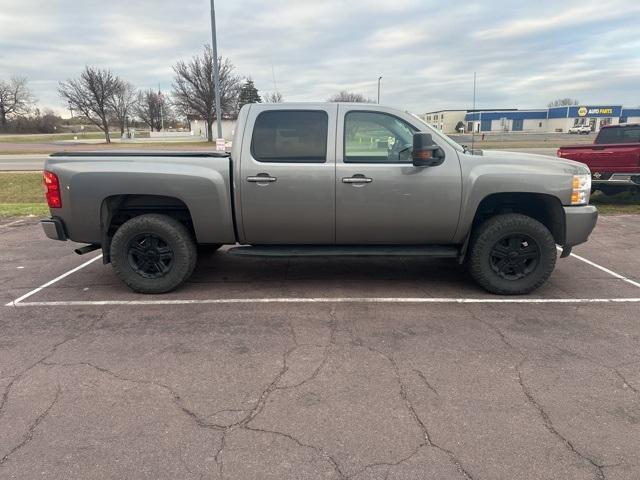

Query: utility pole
left=210, top=0, right=223, bottom=140
left=471, top=72, right=477, bottom=153
left=377, top=76, right=382, bottom=104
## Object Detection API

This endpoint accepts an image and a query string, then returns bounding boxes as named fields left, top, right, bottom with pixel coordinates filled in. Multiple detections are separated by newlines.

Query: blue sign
left=568, top=106, right=622, bottom=118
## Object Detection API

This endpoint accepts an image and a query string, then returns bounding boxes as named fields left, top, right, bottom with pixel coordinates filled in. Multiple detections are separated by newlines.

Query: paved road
left=0, top=154, right=48, bottom=171
left=1, top=216, right=640, bottom=479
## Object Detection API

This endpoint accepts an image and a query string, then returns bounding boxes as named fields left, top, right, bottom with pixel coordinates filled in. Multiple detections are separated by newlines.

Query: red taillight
left=43, top=171, right=62, bottom=208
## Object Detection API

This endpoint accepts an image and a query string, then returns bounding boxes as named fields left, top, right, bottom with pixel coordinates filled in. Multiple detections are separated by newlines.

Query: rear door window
left=251, top=110, right=328, bottom=162
left=596, top=126, right=640, bottom=144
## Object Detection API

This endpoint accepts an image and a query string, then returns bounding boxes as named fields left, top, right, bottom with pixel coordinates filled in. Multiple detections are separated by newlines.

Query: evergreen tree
left=238, top=79, right=262, bottom=111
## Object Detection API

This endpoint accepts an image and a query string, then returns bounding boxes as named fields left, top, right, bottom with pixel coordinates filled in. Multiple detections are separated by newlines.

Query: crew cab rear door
left=239, top=104, right=337, bottom=244
left=335, top=105, right=462, bottom=244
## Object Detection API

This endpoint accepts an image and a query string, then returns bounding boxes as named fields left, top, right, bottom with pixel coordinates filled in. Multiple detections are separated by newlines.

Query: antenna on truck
left=471, top=71, right=477, bottom=153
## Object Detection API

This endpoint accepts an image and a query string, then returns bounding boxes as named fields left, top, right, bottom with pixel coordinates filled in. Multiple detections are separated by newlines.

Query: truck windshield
left=409, top=114, right=465, bottom=153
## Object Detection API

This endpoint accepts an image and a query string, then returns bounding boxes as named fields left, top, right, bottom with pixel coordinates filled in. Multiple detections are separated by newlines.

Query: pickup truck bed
left=45, top=150, right=236, bottom=246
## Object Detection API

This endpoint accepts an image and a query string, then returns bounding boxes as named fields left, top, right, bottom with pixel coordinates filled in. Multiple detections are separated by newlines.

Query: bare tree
left=172, top=45, right=241, bottom=142
left=547, top=98, right=580, bottom=107
left=58, top=66, right=121, bottom=143
left=108, top=80, right=137, bottom=137
left=134, top=89, right=165, bottom=132
left=328, top=91, right=375, bottom=103
left=59, top=66, right=121, bottom=142
left=0, top=76, right=35, bottom=130
left=264, top=91, right=284, bottom=103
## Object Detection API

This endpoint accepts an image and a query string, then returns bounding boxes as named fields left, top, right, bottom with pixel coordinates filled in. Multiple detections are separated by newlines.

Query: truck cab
left=236, top=103, right=462, bottom=245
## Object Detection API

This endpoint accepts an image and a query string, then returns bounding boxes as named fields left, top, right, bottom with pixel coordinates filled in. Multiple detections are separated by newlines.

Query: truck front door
left=239, top=105, right=337, bottom=244
left=335, top=106, right=462, bottom=244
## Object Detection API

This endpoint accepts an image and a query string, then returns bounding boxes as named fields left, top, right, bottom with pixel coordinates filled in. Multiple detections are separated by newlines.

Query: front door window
left=344, top=111, right=416, bottom=163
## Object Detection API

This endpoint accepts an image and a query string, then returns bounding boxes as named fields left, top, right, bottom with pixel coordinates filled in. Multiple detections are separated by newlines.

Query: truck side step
left=228, top=245, right=459, bottom=258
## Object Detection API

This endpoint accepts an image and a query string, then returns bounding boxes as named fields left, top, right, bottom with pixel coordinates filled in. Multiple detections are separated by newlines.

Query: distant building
left=421, top=110, right=468, bottom=134
left=423, top=105, right=640, bottom=134
left=188, top=116, right=236, bottom=140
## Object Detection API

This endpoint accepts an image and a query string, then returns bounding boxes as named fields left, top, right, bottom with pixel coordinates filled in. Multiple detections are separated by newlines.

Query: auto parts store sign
left=573, top=106, right=621, bottom=117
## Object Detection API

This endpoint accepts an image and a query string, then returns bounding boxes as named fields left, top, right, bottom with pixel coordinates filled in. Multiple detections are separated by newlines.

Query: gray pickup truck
left=41, top=103, right=597, bottom=295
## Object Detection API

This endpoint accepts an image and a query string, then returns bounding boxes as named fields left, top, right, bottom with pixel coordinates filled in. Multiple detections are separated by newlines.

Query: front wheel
left=468, top=214, right=556, bottom=295
left=110, top=214, right=197, bottom=293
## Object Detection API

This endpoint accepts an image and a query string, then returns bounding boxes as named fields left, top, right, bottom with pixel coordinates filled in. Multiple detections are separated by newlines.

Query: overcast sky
left=1, top=0, right=638, bottom=115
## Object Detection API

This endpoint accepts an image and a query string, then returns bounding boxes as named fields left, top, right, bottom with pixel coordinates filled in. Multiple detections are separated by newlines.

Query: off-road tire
left=468, top=214, right=556, bottom=295
left=110, top=214, right=197, bottom=294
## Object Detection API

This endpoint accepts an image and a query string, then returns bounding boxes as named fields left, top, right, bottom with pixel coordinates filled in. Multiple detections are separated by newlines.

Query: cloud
left=0, top=0, right=638, bottom=115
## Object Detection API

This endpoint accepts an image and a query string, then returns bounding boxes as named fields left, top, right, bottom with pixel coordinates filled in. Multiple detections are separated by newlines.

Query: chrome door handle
left=342, top=176, right=372, bottom=184
left=247, top=175, right=277, bottom=183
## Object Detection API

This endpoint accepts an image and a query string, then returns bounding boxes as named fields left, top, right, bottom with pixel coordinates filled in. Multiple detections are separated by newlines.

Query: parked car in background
left=558, top=123, right=640, bottom=195
left=41, top=103, right=597, bottom=295
left=568, top=125, right=592, bottom=134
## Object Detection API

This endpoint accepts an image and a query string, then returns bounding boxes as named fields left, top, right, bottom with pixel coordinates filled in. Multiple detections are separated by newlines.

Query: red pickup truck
left=558, top=123, right=640, bottom=195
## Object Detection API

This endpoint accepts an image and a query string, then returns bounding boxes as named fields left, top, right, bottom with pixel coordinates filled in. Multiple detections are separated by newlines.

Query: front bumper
left=592, top=173, right=640, bottom=186
left=41, top=217, right=67, bottom=241
left=564, top=205, right=598, bottom=247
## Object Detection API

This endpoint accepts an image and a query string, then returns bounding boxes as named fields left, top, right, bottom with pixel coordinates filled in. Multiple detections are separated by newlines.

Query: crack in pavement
left=413, top=368, right=439, bottom=396
left=331, top=312, right=474, bottom=479
left=515, top=358, right=606, bottom=480
left=214, top=429, right=227, bottom=479
left=0, top=312, right=105, bottom=421
left=363, top=345, right=474, bottom=480
left=466, top=307, right=608, bottom=480
left=220, top=309, right=345, bottom=479
left=274, top=312, right=337, bottom=391
left=545, top=343, right=639, bottom=395
left=0, top=384, right=61, bottom=467
left=243, top=425, right=347, bottom=480
left=40, top=360, right=226, bottom=431
left=34, top=309, right=345, bottom=479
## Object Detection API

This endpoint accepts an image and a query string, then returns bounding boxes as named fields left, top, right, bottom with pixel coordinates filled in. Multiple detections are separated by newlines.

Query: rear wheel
left=468, top=214, right=556, bottom=295
left=110, top=214, right=197, bottom=293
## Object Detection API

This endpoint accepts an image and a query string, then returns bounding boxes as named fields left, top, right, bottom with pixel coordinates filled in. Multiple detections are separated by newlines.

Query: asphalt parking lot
left=1, top=215, right=639, bottom=479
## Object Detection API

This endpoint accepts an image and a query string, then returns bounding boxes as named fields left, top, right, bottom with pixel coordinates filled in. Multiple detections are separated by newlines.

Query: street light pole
left=377, top=76, right=382, bottom=104
left=210, top=0, right=223, bottom=141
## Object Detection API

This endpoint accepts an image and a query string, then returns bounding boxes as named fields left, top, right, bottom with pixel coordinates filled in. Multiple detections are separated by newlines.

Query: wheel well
left=100, top=195, right=195, bottom=262
left=471, top=193, right=565, bottom=245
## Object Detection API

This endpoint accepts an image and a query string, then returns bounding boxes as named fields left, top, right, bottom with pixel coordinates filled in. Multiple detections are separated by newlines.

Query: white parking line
left=568, top=252, right=640, bottom=289
left=5, top=254, right=103, bottom=306
left=0, top=219, right=25, bottom=228
left=4, top=248, right=640, bottom=307
left=8, top=297, right=640, bottom=307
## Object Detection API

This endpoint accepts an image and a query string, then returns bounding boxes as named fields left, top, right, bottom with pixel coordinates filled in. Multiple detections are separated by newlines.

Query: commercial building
left=421, top=110, right=468, bottom=134
left=423, top=105, right=640, bottom=134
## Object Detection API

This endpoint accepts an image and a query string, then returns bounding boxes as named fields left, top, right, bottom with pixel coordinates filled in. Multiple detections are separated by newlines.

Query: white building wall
left=522, top=119, right=546, bottom=131
left=190, top=119, right=236, bottom=140
left=421, top=111, right=466, bottom=133
left=546, top=118, right=572, bottom=132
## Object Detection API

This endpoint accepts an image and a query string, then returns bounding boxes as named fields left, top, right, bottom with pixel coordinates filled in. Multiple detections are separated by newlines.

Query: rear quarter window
left=251, top=110, right=328, bottom=163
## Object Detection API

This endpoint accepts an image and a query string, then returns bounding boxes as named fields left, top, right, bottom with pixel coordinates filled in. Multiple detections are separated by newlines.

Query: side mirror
left=412, top=133, right=445, bottom=167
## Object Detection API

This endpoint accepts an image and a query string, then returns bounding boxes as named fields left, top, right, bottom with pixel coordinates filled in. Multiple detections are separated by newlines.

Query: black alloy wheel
left=127, top=233, right=175, bottom=279
left=489, top=234, right=540, bottom=281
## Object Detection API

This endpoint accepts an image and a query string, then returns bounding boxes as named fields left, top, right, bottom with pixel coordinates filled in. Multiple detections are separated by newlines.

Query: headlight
left=571, top=174, right=591, bottom=205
